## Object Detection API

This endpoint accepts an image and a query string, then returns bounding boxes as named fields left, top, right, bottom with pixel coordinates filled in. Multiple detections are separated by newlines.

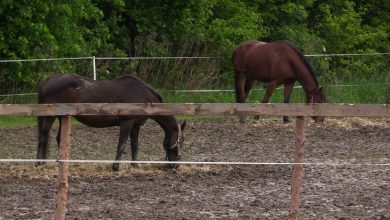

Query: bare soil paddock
left=0, top=117, right=389, bottom=219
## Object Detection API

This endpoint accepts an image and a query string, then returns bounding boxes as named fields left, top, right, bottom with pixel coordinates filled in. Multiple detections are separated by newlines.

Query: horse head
left=165, top=120, right=187, bottom=168
left=308, top=86, right=326, bottom=123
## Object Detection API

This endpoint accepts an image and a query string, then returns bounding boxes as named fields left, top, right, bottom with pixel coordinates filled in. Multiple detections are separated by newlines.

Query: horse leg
left=235, top=72, right=247, bottom=103
left=36, top=116, right=55, bottom=166
left=244, top=78, right=255, bottom=100
left=130, top=124, right=141, bottom=168
left=235, top=72, right=247, bottom=122
left=243, top=79, right=259, bottom=120
left=112, top=120, right=134, bottom=171
left=56, top=116, right=61, bottom=147
left=254, top=81, right=278, bottom=120
left=262, top=81, right=278, bottom=103
left=283, top=81, right=296, bottom=123
left=259, top=80, right=278, bottom=121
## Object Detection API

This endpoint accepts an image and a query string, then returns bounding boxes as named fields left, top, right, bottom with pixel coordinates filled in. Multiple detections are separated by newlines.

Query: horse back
left=232, top=40, right=267, bottom=72
left=237, top=40, right=306, bottom=81
left=38, top=74, right=163, bottom=104
left=38, top=74, right=88, bottom=103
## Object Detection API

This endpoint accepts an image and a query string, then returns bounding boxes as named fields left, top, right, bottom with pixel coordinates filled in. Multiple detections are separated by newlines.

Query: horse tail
left=232, top=40, right=261, bottom=74
left=282, top=41, right=319, bottom=85
left=232, top=45, right=242, bottom=74
left=37, top=77, right=48, bottom=104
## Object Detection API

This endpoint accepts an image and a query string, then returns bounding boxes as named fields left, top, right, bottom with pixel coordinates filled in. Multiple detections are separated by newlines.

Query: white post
left=92, top=56, right=96, bottom=80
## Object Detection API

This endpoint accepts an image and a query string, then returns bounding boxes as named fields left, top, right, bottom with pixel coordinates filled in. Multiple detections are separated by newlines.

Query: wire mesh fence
left=1, top=52, right=390, bottom=104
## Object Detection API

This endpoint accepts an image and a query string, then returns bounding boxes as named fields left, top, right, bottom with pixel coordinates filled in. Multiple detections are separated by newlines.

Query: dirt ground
left=0, top=117, right=389, bottom=220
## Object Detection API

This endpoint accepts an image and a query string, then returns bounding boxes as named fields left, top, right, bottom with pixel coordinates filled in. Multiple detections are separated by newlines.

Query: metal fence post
left=92, top=56, right=96, bottom=80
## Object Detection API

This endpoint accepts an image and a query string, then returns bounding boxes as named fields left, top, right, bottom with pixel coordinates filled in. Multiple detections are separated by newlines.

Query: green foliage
left=125, top=0, right=216, bottom=45
left=0, top=1, right=113, bottom=90
left=0, top=0, right=389, bottom=105
left=207, top=0, right=268, bottom=53
left=314, top=1, right=363, bottom=52
left=310, top=1, right=389, bottom=79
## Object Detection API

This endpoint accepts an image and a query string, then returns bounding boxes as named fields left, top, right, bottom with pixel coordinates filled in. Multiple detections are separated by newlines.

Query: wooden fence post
left=288, top=116, right=306, bottom=219
left=52, top=116, right=72, bottom=220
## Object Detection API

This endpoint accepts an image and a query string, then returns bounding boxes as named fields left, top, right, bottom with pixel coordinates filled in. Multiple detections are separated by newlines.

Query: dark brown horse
left=232, top=40, right=325, bottom=123
left=36, top=74, right=186, bottom=171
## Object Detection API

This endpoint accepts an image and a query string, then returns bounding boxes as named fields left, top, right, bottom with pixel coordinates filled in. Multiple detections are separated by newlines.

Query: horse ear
left=180, top=120, right=187, bottom=131
left=319, top=86, right=324, bottom=92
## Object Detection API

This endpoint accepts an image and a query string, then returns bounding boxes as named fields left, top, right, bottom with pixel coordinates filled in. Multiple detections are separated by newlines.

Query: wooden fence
left=1, top=103, right=389, bottom=220
left=1, top=103, right=389, bottom=116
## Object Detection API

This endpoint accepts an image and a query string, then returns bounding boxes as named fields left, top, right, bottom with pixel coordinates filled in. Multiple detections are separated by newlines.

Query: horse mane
left=116, top=75, right=164, bottom=102
left=282, top=41, right=319, bottom=86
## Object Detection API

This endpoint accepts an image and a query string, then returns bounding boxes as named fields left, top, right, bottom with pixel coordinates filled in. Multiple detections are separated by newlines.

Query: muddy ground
left=0, top=117, right=389, bottom=219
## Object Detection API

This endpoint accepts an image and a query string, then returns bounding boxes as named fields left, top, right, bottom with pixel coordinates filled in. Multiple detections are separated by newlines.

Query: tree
left=0, top=1, right=110, bottom=87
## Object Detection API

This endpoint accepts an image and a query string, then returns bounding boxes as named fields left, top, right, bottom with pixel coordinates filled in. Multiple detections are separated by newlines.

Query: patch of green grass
left=325, top=84, right=387, bottom=103
left=161, top=78, right=388, bottom=104
left=1, top=71, right=388, bottom=128
left=161, top=90, right=236, bottom=103
left=0, top=116, right=37, bottom=128
left=0, top=116, right=82, bottom=128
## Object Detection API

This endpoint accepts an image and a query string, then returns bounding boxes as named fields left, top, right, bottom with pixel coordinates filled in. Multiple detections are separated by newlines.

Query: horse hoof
left=254, top=115, right=260, bottom=120
left=131, top=163, right=139, bottom=168
left=112, top=163, right=120, bottom=172
left=35, top=162, right=45, bottom=166
left=166, top=163, right=180, bottom=169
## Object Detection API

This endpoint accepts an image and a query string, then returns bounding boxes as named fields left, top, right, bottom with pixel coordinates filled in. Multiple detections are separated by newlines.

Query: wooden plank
left=288, top=116, right=306, bottom=219
left=0, top=103, right=389, bottom=117
left=52, top=116, right=72, bottom=220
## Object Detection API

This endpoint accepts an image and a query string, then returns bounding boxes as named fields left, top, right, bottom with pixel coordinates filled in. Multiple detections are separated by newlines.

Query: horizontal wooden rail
left=0, top=103, right=389, bottom=117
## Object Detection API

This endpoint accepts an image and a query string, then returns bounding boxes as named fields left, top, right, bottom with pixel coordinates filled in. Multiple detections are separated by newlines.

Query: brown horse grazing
left=232, top=40, right=326, bottom=123
left=36, top=74, right=186, bottom=171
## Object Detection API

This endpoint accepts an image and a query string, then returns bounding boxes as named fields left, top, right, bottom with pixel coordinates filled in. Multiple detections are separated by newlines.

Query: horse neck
left=152, top=115, right=178, bottom=142
left=285, top=41, right=320, bottom=98
left=297, top=73, right=320, bottom=98
left=292, top=59, right=320, bottom=100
